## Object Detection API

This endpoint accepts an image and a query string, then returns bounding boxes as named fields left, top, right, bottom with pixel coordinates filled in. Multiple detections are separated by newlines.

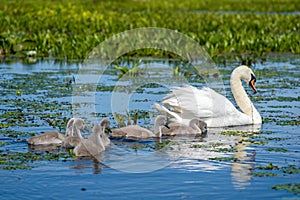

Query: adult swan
left=155, top=65, right=262, bottom=127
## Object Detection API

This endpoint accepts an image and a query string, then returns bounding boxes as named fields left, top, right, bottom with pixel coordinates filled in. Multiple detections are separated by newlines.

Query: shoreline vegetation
left=0, top=0, right=299, bottom=61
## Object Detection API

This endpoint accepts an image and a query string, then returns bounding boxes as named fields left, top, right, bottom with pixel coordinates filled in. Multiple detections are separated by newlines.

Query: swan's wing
left=154, top=102, right=183, bottom=122
left=111, top=125, right=154, bottom=139
left=28, top=131, right=65, bottom=145
left=161, top=86, right=245, bottom=125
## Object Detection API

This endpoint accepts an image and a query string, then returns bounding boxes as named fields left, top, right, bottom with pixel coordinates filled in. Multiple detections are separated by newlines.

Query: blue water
left=0, top=56, right=299, bottom=199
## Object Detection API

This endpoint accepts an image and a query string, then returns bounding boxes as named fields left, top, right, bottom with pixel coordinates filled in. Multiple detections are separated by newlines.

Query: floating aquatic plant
left=0, top=151, right=74, bottom=170
left=256, top=163, right=280, bottom=170
left=267, top=147, right=289, bottom=153
left=281, top=165, right=300, bottom=174
left=251, top=172, right=281, bottom=177
left=272, top=183, right=300, bottom=195
left=209, top=157, right=239, bottom=162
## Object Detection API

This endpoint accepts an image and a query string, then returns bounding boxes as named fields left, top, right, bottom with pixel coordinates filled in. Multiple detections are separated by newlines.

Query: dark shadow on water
left=28, top=144, right=61, bottom=153
left=70, top=157, right=109, bottom=174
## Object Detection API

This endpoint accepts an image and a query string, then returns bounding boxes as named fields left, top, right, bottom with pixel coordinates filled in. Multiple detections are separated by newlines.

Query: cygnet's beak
left=164, top=117, right=171, bottom=129
left=202, top=128, right=208, bottom=135
left=164, top=118, right=171, bottom=129
left=106, top=127, right=112, bottom=133
left=164, top=124, right=170, bottom=129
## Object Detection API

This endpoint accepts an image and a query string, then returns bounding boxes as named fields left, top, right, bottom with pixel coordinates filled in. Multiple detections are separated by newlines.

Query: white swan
left=161, top=118, right=208, bottom=136
left=155, top=65, right=262, bottom=127
left=74, top=119, right=110, bottom=157
left=28, top=118, right=85, bottom=145
left=110, top=115, right=168, bottom=139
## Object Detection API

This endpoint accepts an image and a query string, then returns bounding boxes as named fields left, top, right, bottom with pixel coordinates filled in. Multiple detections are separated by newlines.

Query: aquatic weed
left=272, top=183, right=300, bottom=195
left=267, top=147, right=289, bottom=153
left=0, top=150, right=74, bottom=170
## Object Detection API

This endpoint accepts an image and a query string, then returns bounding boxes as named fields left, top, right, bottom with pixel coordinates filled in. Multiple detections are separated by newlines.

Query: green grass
left=0, top=0, right=299, bottom=61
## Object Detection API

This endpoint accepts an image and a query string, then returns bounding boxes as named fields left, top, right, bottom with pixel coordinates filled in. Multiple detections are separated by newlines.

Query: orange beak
left=249, top=74, right=257, bottom=94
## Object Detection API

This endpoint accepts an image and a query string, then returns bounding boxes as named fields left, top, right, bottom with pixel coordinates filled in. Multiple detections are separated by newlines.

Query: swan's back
left=74, top=124, right=105, bottom=157
left=161, top=123, right=197, bottom=136
left=61, top=136, right=81, bottom=149
left=74, top=139, right=104, bottom=157
left=28, top=131, right=65, bottom=145
left=111, top=125, right=155, bottom=139
left=159, top=86, right=252, bottom=127
left=163, top=86, right=232, bottom=117
left=157, top=65, right=261, bottom=127
left=161, top=118, right=207, bottom=136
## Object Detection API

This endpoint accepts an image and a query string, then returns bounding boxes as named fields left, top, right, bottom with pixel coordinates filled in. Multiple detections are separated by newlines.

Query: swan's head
left=73, top=118, right=86, bottom=130
left=155, top=115, right=169, bottom=128
left=190, top=118, right=208, bottom=134
left=99, top=118, right=111, bottom=133
left=234, top=65, right=257, bottom=93
left=198, top=120, right=208, bottom=134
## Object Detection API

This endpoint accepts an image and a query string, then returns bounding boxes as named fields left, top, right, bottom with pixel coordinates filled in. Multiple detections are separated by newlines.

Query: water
left=0, top=55, right=299, bottom=199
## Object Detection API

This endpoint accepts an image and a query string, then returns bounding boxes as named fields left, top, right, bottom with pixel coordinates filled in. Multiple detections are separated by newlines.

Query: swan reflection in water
left=69, top=158, right=109, bottom=174
left=166, top=124, right=261, bottom=189
left=101, top=123, right=261, bottom=188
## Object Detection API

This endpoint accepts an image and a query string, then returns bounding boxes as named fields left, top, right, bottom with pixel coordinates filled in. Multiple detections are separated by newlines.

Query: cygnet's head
left=155, top=115, right=169, bottom=127
left=99, top=118, right=111, bottom=133
left=73, top=118, right=86, bottom=130
left=198, top=120, right=208, bottom=134
left=189, top=118, right=208, bottom=134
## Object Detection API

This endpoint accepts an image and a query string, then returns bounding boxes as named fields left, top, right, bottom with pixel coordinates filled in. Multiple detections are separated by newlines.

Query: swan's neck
left=95, top=129, right=105, bottom=150
left=153, top=123, right=160, bottom=135
left=158, top=126, right=163, bottom=138
left=230, top=72, right=262, bottom=124
left=153, top=123, right=164, bottom=138
left=102, top=132, right=110, bottom=144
